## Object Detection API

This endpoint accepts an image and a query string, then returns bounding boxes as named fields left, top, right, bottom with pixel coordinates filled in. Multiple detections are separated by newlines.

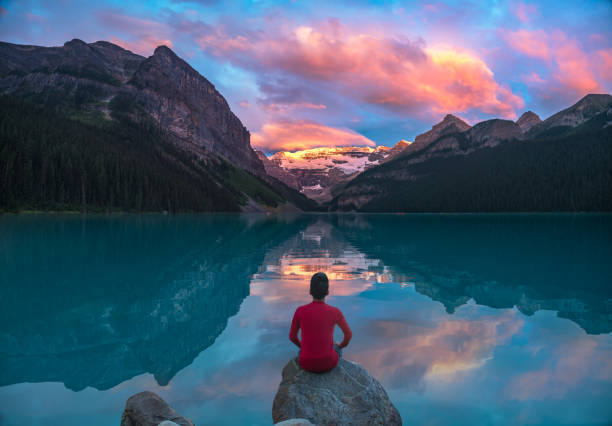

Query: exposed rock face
left=272, top=358, right=402, bottom=426
left=466, top=119, right=523, bottom=147
left=410, top=114, right=471, bottom=152
left=130, top=46, right=264, bottom=175
left=516, top=111, right=542, bottom=132
left=120, top=391, right=193, bottom=426
left=0, top=39, right=265, bottom=176
left=257, top=150, right=301, bottom=190
left=529, top=94, right=612, bottom=136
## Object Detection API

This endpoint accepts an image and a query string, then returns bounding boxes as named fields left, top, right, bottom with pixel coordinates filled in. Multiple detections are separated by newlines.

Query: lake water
left=0, top=213, right=611, bottom=425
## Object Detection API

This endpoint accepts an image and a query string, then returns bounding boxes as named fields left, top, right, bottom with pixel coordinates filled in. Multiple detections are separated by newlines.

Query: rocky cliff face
left=257, top=150, right=301, bottom=190
left=130, top=46, right=264, bottom=175
left=0, top=39, right=264, bottom=176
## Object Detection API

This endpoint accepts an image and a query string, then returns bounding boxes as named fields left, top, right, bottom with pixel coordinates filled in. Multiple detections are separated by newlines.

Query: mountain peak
left=153, top=45, right=177, bottom=58
left=393, top=139, right=412, bottom=147
left=443, top=114, right=462, bottom=122
left=412, top=114, right=471, bottom=150
left=516, top=111, right=542, bottom=132
left=64, top=38, right=88, bottom=47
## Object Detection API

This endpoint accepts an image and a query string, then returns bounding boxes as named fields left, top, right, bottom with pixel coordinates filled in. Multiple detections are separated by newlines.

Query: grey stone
left=120, top=391, right=194, bottom=426
left=275, top=419, right=316, bottom=425
left=272, top=358, right=401, bottom=426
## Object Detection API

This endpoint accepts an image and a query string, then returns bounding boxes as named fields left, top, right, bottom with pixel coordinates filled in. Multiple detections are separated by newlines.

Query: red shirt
left=289, top=300, right=352, bottom=373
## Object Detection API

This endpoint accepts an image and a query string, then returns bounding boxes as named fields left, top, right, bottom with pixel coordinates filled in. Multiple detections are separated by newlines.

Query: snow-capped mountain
left=258, top=141, right=411, bottom=202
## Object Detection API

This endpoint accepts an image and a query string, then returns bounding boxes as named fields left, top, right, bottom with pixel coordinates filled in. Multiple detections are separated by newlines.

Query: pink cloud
left=507, top=336, right=611, bottom=401
left=512, top=2, right=539, bottom=23
left=502, top=28, right=605, bottom=96
left=352, top=312, right=524, bottom=387
left=197, top=20, right=524, bottom=118
left=596, top=48, right=612, bottom=82
left=109, top=36, right=173, bottom=56
left=251, top=120, right=376, bottom=151
left=0, top=6, right=8, bottom=17
left=98, top=10, right=173, bottom=56
left=501, top=29, right=550, bottom=59
left=260, top=101, right=327, bottom=113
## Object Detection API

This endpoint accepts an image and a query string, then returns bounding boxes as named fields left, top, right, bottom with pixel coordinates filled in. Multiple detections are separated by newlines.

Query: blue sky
left=0, top=0, right=610, bottom=152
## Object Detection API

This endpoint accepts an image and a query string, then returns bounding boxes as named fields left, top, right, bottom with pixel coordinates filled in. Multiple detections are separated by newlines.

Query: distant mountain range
left=0, top=39, right=610, bottom=212
left=332, top=93, right=612, bottom=211
left=256, top=143, right=408, bottom=202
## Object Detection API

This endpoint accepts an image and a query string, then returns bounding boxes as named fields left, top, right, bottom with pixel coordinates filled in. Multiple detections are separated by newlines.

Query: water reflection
left=334, top=214, right=612, bottom=334
left=0, top=214, right=315, bottom=391
left=0, top=213, right=610, bottom=425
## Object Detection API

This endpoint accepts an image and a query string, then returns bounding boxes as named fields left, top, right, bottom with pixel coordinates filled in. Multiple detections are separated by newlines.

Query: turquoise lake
left=0, top=213, right=611, bottom=425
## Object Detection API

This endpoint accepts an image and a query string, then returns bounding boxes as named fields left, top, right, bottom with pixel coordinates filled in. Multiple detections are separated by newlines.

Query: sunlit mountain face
left=258, top=144, right=409, bottom=201
left=1, top=1, right=610, bottom=152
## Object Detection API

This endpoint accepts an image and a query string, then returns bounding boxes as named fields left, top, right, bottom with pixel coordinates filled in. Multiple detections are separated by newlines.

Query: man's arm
left=289, top=308, right=301, bottom=348
left=336, top=309, right=352, bottom=349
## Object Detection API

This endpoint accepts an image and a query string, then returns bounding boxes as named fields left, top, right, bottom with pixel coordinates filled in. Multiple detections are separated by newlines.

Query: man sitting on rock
left=289, top=272, right=352, bottom=373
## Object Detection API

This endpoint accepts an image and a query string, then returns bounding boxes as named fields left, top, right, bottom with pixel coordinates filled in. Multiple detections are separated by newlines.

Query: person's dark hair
left=310, top=272, right=329, bottom=300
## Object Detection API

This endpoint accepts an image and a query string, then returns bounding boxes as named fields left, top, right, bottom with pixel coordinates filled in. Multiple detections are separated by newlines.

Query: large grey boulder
left=272, top=358, right=402, bottom=426
left=120, top=391, right=194, bottom=426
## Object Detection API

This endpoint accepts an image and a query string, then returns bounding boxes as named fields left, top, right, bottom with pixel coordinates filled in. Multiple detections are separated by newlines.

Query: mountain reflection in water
left=0, top=213, right=610, bottom=425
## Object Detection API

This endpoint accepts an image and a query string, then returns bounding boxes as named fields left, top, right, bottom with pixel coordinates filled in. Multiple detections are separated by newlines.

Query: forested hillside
left=331, top=122, right=612, bottom=212
left=0, top=96, right=316, bottom=212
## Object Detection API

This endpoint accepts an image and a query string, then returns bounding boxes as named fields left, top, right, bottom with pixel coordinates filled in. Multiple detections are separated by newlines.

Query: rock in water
left=120, top=391, right=194, bottom=426
left=272, top=358, right=402, bottom=426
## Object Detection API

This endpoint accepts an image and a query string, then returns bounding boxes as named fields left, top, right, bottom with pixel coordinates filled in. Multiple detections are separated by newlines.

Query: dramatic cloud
left=502, top=29, right=606, bottom=96
left=198, top=21, right=524, bottom=118
left=251, top=120, right=376, bottom=151
left=0, top=0, right=609, bottom=149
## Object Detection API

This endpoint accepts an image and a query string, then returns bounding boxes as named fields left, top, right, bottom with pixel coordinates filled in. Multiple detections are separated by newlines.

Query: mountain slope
left=331, top=97, right=612, bottom=212
left=0, top=96, right=310, bottom=212
left=0, top=39, right=317, bottom=212
left=528, top=94, right=612, bottom=137
left=0, top=39, right=264, bottom=175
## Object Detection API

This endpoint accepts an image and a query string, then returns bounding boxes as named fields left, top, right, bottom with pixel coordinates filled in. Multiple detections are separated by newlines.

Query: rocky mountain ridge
left=332, top=93, right=612, bottom=211
left=0, top=39, right=320, bottom=212
left=0, top=39, right=263, bottom=176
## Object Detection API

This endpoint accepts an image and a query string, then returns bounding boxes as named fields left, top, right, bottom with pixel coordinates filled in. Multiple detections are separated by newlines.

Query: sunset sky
left=1, top=0, right=610, bottom=152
